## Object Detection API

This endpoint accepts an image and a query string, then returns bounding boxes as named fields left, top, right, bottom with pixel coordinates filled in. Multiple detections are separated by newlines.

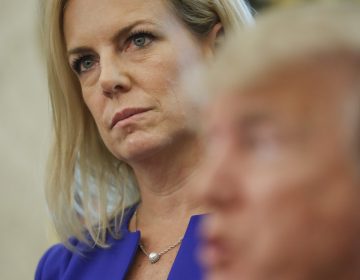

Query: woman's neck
left=130, top=135, right=206, bottom=221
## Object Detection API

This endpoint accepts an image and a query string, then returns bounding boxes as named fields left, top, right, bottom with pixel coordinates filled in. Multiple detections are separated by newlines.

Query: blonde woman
left=36, top=0, right=253, bottom=279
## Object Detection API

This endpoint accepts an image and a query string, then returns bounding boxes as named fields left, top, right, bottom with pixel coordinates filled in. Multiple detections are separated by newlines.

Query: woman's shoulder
left=35, top=232, right=141, bottom=280
left=35, top=237, right=93, bottom=280
left=35, top=205, right=139, bottom=280
left=35, top=240, right=72, bottom=279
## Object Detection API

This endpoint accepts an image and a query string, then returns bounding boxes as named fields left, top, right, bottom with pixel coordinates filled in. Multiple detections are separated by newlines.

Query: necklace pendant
left=148, top=252, right=160, bottom=264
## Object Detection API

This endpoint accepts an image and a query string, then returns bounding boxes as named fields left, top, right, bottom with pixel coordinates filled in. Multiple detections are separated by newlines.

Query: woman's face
left=64, top=0, right=214, bottom=163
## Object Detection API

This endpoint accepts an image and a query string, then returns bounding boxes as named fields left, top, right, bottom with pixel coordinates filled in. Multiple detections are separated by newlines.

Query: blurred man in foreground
left=193, top=3, right=360, bottom=280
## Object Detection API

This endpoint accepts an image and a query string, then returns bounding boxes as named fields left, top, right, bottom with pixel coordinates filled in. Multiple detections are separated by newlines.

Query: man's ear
left=204, top=22, right=224, bottom=58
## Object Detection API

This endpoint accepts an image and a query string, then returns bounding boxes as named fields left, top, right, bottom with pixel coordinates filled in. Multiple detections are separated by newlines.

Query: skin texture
left=196, top=58, right=360, bottom=280
left=64, top=0, right=206, bottom=165
left=63, top=0, right=219, bottom=279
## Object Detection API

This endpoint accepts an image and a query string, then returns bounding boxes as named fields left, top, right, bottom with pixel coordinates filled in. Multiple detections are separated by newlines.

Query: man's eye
left=71, top=55, right=97, bottom=74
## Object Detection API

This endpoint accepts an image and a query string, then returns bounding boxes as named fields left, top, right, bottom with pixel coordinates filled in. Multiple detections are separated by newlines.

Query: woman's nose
left=99, top=54, right=132, bottom=97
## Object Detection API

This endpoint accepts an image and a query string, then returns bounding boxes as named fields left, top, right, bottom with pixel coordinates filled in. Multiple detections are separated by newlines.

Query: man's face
left=197, top=58, right=360, bottom=280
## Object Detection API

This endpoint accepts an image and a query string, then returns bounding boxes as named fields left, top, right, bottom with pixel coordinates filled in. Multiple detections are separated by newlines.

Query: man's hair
left=194, top=2, right=360, bottom=103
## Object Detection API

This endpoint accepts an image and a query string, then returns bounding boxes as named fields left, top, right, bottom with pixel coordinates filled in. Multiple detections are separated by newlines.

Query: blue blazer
left=35, top=207, right=204, bottom=280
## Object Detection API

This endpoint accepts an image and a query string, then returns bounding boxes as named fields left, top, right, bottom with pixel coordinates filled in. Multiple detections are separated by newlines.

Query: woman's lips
left=111, top=107, right=152, bottom=128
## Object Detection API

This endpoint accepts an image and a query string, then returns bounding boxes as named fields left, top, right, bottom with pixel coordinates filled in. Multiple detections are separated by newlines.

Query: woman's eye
left=133, top=35, right=147, bottom=47
left=81, top=58, right=94, bottom=70
left=126, top=32, right=154, bottom=50
left=72, top=55, right=97, bottom=75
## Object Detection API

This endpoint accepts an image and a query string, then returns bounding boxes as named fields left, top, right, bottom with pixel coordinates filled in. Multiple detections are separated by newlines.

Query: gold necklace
left=134, top=209, right=183, bottom=264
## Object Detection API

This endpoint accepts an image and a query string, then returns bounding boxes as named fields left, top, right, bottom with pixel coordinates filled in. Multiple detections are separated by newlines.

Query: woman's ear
left=204, top=22, right=224, bottom=58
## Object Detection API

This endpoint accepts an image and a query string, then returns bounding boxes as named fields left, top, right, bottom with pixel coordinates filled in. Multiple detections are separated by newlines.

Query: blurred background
left=0, top=1, right=50, bottom=279
left=0, top=0, right=355, bottom=279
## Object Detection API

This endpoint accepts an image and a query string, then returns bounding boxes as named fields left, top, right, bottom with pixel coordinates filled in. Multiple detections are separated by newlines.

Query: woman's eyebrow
left=67, top=19, right=157, bottom=57
left=67, top=46, right=93, bottom=57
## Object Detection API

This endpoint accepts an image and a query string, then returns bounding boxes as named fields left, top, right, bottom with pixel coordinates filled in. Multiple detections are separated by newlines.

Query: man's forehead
left=222, top=88, right=323, bottom=136
left=234, top=58, right=356, bottom=113
left=231, top=84, right=311, bottom=119
left=210, top=55, right=360, bottom=136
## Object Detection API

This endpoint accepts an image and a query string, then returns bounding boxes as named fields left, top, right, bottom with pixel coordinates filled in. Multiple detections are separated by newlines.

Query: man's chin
left=206, top=268, right=247, bottom=280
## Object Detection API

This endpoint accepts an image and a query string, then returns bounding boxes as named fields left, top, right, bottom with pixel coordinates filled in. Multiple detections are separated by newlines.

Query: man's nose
left=194, top=148, right=241, bottom=209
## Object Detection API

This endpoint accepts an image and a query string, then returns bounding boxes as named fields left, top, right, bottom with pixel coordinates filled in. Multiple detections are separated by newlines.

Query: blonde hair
left=39, top=0, right=254, bottom=248
left=196, top=2, right=360, bottom=103
left=168, top=0, right=254, bottom=35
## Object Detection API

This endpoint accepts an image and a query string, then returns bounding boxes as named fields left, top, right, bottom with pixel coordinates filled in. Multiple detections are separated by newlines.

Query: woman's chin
left=108, top=132, right=172, bottom=164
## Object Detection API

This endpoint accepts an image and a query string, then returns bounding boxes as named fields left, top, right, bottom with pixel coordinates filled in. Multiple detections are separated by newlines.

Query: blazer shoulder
left=35, top=238, right=84, bottom=280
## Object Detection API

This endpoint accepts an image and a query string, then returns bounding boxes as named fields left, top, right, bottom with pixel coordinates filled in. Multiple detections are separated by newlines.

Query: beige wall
left=0, top=1, right=52, bottom=279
